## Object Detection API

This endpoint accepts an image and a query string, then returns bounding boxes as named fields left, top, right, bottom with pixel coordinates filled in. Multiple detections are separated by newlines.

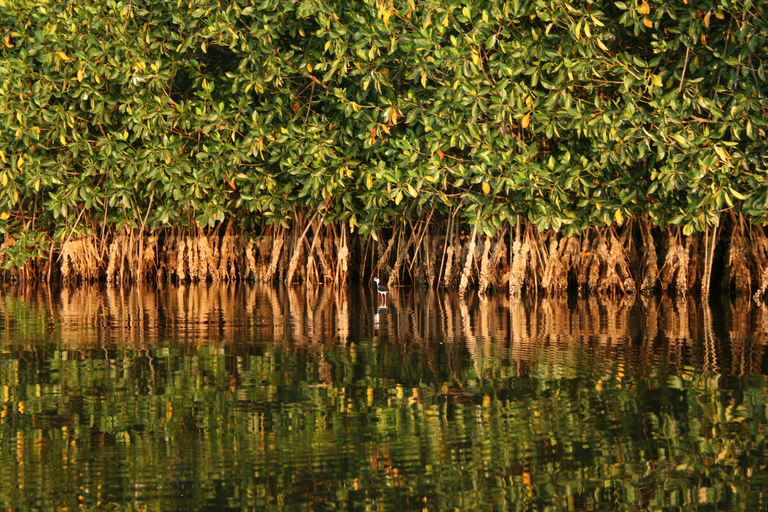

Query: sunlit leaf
left=714, top=145, right=731, bottom=162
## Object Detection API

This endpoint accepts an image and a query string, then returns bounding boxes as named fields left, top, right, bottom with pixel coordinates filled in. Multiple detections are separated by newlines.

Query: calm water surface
left=1, top=283, right=767, bottom=511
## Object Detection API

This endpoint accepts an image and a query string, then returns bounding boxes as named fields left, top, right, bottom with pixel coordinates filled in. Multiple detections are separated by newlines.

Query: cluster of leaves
left=1, top=0, right=767, bottom=267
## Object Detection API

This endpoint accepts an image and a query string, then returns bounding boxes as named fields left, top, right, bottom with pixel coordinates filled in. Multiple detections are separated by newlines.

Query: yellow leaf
left=643, top=16, right=653, bottom=28
left=59, top=134, right=66, bottom=145
left=715, top=10, right=725, bottom=19
left=0, top=151, right=5, bottom=163
left=714, top=145, right=731, bottom=162
left=471, top=51, right=479, bottom=66
left=54, top=51, right=70, bottom=61
left=422, top=17, right=432, bottom=29
left=17, top=155, right=24, bottom=168
left=395, top=189, right=403, bottom=205
left=365, top=173, right=373, bottom=190
left=521, top=112, right=531, bottom=129
left=407, top=183, right=418, bottom=197
left=701, top=34, right=706, bottom=45
left=1, top=172, right=7, bottom=187
left=596, top=38, right=609, bottom=52
left=95, top=75, right=101, bottom=84
left=420, top=73, right=427, bottom=87
left=703, top=9, right=712, bottom=27
left=0, top=212, right=9, bottom=220
left=165, top=155, right=171, bottom=164
left=77, top=67, right=85, bottom=82
left=614, top=209, right=624, bottom=224
left=482, top=182, right=491, bottom=196
left=379, top=6, right=392, bottom=26
left=639, top=1, right=650, bottom=15
left=14, top=128, right=22, bottom=137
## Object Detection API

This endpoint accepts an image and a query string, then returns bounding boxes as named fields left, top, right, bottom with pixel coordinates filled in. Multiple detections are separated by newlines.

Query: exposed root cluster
left=60, top=238, right=100, bottom=283
left=660, top=229, right=690, bottom=296
left=5, top=212, right=768, bottom=301
left=752, top=228, right=768, bottom=302
left=639, top=220, right=658, bottom=295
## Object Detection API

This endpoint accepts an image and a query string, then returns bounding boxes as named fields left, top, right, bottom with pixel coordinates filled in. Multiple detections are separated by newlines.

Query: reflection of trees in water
left=2, top=284, right=768, bottom=376
left=3, top=285, right=768, bottom=510
left=0, top=285, right=768, bottom=378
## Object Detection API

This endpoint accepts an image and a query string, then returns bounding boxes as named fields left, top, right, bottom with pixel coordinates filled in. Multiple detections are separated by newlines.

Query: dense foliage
left=1, top=0, right=768, bottom=280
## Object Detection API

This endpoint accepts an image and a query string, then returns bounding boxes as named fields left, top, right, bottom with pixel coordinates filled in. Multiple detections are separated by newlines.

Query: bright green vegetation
left=1, top=0, right=768, bottom=295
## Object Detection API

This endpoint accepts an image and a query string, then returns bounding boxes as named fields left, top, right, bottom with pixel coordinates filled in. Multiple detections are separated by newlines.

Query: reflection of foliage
left=0, top=336, right=766, bottom=511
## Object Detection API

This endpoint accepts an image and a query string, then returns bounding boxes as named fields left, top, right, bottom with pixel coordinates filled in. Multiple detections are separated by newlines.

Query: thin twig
left=55, top=205, right=87, bottom=264
left=679, top=46, right=690, bottom=93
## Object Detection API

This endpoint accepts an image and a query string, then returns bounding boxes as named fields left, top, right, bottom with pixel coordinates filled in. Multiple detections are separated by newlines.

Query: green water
left=1, top=284, right=767, bottom=511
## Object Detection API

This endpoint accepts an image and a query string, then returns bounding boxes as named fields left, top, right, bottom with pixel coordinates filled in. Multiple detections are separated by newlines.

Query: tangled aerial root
left=3, top=212, right=768, bottom=301
left=61, top=237, right=100, bottom=283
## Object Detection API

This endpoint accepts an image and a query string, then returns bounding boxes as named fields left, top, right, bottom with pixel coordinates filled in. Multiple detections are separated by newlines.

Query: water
left=1, top=284, right=768, bottom=511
